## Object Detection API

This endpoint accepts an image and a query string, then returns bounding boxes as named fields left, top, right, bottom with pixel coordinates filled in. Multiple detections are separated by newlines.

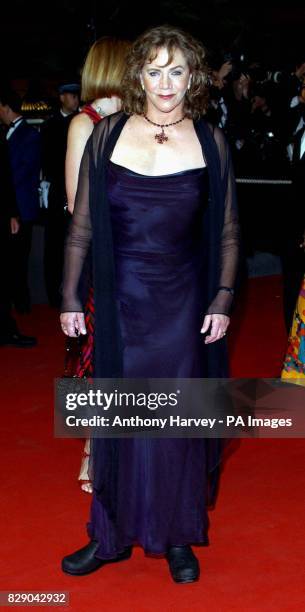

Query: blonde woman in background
left=65, top=37, right=130, bottom=493
left=66, top=37, right=130, bottom=213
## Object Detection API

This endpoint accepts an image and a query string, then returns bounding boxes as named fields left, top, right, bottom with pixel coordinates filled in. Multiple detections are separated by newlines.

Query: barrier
left=236, top=178, right=292, bottom=185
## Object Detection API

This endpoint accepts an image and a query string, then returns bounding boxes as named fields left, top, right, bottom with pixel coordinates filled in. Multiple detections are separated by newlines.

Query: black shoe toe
left=62, top=541, right=103, bottom=575
left=62, top=542, right=132, bottom=576
left=166, top=545, right=200, bottom=583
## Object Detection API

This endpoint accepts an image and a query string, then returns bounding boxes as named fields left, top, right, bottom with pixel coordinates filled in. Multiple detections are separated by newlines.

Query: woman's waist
left=113, top=245, right=200, bottom=264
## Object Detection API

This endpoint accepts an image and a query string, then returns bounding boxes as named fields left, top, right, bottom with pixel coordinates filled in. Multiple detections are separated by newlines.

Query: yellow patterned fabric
left=282, top=276, right=305, bottom=383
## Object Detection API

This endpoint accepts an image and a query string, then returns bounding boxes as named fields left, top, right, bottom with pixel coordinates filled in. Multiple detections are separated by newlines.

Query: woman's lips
left=158, top=94, right=175, bottom=100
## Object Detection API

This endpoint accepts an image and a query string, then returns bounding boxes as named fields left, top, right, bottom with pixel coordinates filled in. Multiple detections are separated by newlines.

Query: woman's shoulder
left=69, top=112, right=94, bottom=139
left=92, top=110, right=128, bottom=133
left=196, top=117, right=228, bottom=155
left=196, top=116, right=226, bottom=138
left=80, top=103, right=101, bottom=124
left=89, top=111, right=129, bottom=149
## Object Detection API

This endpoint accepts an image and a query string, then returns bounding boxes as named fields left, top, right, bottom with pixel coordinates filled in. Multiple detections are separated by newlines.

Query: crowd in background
left=207, top=53, right=305, bottom=178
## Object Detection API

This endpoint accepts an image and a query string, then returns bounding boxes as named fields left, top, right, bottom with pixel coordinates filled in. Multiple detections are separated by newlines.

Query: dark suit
left=280, top=126, right=305, bottom=331
left=7, top=119, right=41, bottom=311
left=41, top=111, right=76, bottom=307
left=0, top=133, right=19, bottom=338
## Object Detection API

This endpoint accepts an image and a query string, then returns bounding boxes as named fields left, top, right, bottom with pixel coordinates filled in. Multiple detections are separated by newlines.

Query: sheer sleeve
left=61, top=139, right=92, bottom=313
left=206, top=126, right=240, bottom=316
left=60, top=112, right=127, bottom=314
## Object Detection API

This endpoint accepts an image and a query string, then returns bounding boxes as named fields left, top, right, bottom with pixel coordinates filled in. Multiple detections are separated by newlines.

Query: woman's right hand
left=60, top=312, right=87, bottom=337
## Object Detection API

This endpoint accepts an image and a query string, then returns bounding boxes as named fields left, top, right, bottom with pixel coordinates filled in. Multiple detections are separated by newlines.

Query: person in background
left=0, top=87, right=41, bottom=314
left=286, top=58, right=305, bottom=137
left=281, top=117, right=305, bottom=380
left=281, top=273, right=305, bottom=383
left=42, top=83, right=80, bottom=307
left=65, top=38, right=131, bottom=493
left=66, top=38, right=130, bottom=212
left=280, top=123, right=305, bottom=332
left=0, top=126, right=36, bottom=347
left=207, top=59, right=232, bottom=128
left=249, top=82, right=288, bottom=176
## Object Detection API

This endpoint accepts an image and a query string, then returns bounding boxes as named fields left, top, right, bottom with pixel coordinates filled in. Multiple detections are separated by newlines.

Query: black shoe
left=166, top=545, right=200, bottom=583
left=0, top=332, right=37, bottom=348
left=14, top=301, right=31, bottom=314
left=62, top=541, right=132, bottom=576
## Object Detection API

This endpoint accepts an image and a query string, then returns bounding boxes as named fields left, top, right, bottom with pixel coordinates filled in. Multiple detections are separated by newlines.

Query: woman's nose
left=160, top=73, right=171, bottom=89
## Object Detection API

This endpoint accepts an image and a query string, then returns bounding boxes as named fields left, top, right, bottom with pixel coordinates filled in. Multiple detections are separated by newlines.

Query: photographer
left=224, top=70, right=253, bottom=176
left=207, top=60, right=232, bottom=128
left=248, top=82, right=288, bottom=177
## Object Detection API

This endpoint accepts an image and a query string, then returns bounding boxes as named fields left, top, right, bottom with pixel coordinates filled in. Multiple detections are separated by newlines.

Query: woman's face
left=140, top=46, right=191, bottom=115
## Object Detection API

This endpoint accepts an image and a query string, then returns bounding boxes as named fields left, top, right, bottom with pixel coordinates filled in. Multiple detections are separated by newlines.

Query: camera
left=223, top=51, right=248, bottom=81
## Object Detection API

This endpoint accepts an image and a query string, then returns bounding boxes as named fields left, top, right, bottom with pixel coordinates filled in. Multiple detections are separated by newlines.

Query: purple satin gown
left=88, top=160, right=211, bottom=558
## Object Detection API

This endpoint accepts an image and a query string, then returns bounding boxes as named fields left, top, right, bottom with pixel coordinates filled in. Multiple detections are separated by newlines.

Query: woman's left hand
left=200, top=314, right=230, bottom=344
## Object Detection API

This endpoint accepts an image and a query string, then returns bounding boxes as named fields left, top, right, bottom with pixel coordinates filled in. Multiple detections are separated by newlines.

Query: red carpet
left=1, top=275, right=304, bottom=611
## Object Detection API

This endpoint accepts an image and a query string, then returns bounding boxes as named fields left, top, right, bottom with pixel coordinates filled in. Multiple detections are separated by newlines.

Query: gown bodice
left=107, top=160, right=209, bottom=258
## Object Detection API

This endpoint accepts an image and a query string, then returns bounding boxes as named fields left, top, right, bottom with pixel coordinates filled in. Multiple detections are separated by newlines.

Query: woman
left=65, top=37, right=130, bottom=492
left=66, top=37, right=130, bottom=213
left=60, top=25, right=239, bottom=583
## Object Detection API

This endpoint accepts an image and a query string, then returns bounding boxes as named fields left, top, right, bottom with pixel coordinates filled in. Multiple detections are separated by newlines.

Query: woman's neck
left=91, top=97, right=121, bottom=117
left=143, top=103, right=185, bottom=125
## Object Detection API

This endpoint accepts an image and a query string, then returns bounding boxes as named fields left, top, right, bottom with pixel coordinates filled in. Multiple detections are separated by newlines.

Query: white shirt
left=60, top=108, right=80, bottom=118
left=300, top=130, right=305, bottom=159
left=6, top=116, right=23, bottom=140
left=290, top=96, right=305, bottom=135
left=287, top=127, right=305, bottom=161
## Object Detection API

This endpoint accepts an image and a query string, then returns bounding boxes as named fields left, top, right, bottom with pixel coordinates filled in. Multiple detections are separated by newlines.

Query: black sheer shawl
left=61, top=111, right=239, bottom=376
left=61, top=112, right=240, bottom=512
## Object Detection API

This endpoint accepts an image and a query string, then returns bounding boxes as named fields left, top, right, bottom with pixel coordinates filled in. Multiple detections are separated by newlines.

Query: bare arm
left=65, top=113, right=94, bottom=214
left=60, top=139, right=92, bottom=336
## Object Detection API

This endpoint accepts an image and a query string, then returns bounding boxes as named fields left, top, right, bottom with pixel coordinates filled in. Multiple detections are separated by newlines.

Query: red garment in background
left=75, top=105, right=102, bottom=377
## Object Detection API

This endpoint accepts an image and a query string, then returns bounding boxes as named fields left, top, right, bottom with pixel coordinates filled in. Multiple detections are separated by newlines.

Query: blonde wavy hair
left=122, top=25, right=210, bottom=120
left=81, top=37, right=131, bottom=103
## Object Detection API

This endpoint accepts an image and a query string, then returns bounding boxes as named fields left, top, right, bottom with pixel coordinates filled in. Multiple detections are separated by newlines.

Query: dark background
left=1, top=0, right=305, bottom=85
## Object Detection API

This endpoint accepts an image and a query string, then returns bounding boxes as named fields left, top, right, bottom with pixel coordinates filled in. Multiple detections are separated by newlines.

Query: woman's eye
left=171, top=71, right=183, bottom=76
left=148, top=71, right=159, bottom=77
